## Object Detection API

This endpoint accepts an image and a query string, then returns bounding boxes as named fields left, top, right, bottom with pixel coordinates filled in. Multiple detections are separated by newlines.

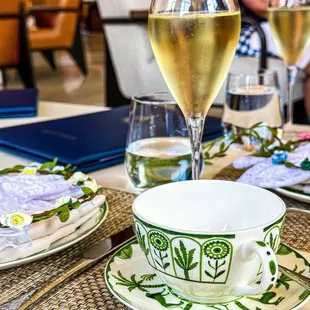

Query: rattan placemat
left=0, top=166, right=309, bottom=310
left=214, top=165, right=310, bottom=253
left=0, top=187, right=135, bottom=310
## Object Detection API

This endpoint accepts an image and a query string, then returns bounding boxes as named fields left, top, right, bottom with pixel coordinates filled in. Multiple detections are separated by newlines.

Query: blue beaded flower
left=271, top=151, right=288, bottom=165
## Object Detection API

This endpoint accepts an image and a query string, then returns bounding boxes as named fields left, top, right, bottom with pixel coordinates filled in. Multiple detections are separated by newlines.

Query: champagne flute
left=148, top=0, right=241, bottom=180
left=268, top=0, right=310, bottom=128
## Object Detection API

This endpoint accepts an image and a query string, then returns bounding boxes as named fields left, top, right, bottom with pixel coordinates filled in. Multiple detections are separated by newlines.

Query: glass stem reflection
left=287, top=66, right=298, bottom=126
left=187, top=116, right=204, bottom=180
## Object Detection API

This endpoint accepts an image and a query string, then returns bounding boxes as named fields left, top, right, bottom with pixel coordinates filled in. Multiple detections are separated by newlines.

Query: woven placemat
left=214, top=165, right=310, bottom=253
left=1, top=166, right=310, bottom=310
left=0, top=187, right=135, bottom=310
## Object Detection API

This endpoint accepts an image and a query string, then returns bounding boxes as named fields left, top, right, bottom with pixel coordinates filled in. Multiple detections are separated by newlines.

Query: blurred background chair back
left=31, top=0, right=80, bottom=48
left=0, top=0, right=35, bottom=88
left=30, top=0, right=87, bottom=75
left=97, top=0, right=305, bottom=110
left=97, top=0, right=169, bottom=106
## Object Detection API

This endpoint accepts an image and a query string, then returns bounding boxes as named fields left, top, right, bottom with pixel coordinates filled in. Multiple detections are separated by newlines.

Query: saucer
left=275, top=188, right=310, bottom=204
left=105, top=241, right=310, bottom=310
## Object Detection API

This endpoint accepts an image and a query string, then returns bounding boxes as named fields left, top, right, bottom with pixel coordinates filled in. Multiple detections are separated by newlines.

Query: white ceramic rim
left=274, top=188, right=310, bottom=204
left=133, top=180, right=286, bottom=235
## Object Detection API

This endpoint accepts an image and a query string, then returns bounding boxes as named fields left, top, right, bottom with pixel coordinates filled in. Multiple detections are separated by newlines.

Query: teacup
left=132, top=180, right=286, bottom=303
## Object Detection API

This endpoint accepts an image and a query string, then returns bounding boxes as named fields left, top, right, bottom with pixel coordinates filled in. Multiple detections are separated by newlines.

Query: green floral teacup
left=132, top=180, right=286, bottom=303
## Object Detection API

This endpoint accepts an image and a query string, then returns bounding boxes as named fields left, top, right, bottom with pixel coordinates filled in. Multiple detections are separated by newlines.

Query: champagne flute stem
left=287, top=66, right=298, bottom=126
left=187, top=116, right=205, bottom=180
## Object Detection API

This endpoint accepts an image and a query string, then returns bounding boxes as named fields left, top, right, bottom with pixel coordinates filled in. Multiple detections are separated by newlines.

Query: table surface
left=1, top=101, right=309, bottom=309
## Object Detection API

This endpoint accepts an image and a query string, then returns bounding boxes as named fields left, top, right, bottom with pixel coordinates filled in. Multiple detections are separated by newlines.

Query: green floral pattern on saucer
left=105, top=241, right=310, bottom=310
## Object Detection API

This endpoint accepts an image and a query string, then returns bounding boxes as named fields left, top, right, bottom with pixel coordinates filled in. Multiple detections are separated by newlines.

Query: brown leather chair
left=0, top=0, right=35, bottom=88
left=30, top=0, right=87, bottom=75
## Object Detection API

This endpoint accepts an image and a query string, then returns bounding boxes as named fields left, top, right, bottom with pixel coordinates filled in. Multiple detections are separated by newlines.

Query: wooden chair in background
left=0, top=0, right=35, bottom=88
left=30, top=0, right=88, bottom=75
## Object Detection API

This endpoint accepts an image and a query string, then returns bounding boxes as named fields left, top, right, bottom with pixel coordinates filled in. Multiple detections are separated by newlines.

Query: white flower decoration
left=29, top=162, right=42, bottom=169
left=21, top=167, right=38, bottom=175
left=52, top=166, right=64, bottom=172
left=68, top=172, right=89, bottom=185
left=0, top=213, right=33, bottom=230
left=84, top=179, right=99, bottom=194
left=54, top=196, right=77, bottom=208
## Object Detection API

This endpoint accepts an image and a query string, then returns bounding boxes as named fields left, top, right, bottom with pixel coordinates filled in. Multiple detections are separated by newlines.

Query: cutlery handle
left=279, top=265, right=310, bottom=292
left=17, top=258, right=91, bottom=310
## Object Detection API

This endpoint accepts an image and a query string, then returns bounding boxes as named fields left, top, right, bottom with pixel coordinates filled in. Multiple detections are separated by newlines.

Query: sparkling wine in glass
left=148, top=0, right=241, bottom=180
left=268, top=0, right=310, bottom=127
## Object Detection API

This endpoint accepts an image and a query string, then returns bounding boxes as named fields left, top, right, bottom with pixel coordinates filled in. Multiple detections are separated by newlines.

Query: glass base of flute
left=186, top=116, right=205, bottom=180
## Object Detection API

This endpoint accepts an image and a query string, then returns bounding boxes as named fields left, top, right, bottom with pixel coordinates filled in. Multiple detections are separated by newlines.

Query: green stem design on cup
left=136, top=226, right=149, bottom=256
left=154, top=250, right=170, bottom=271
left=269, top=233, right=278, bottom=251
left=112, top=271, right=165, bottom=292
left=205, top=260, right=226, bottom=282
left=174, top=240, right=198, bottom=280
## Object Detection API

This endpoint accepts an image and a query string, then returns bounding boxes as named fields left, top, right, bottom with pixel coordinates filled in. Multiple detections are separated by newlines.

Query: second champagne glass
left=268, top=0, right=310, bottom=128
left=148, top=0, right=241, bottom=179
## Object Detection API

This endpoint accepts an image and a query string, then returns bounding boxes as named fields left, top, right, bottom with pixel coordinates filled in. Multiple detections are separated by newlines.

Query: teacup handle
left=232, top=241, right=278, bottom=296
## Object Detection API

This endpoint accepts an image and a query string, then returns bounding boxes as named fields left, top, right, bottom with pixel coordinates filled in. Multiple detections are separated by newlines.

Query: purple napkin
left=233, top=143, right=310, bottom=188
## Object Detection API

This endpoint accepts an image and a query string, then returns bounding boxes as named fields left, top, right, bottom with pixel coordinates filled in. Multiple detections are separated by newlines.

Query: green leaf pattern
left=117, top=244, right=133, bottom=260
left=264, top=226, right=281, bottom=252
left=136, top=224, right=150, bottom=256
left=112, top=271, right=165, bottom=292
left=109, top=241, right=308, bottom=310
left=174, top=240, right=198, bottom=280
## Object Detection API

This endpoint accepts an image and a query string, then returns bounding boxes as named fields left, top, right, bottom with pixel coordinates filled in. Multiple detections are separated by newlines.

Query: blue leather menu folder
left=0, top=106, right=222, bottom=172
left=0, top=89, right=38, bottom=118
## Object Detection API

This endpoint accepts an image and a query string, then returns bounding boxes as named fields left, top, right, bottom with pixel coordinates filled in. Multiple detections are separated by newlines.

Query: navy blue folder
left=0, top=89, right=38, bottom=118
left=0, top=106, right=222, bottom=172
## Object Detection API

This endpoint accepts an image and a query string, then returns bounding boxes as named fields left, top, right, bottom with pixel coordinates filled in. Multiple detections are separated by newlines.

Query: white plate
left=274, top=188, right=310, bottom=204
left=0, top=202, right=108, bottom=270
left=106, top=241, right=310, bottom=310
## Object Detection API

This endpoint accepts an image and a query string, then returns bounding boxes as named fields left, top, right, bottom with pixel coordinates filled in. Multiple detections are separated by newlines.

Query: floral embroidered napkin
left=233, top=143, right=310, bottom=190
left=0, top=162, right=105, bottom=261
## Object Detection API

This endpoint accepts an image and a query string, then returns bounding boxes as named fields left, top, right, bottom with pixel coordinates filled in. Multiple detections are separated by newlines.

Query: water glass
left=125, top=93, right=193, bottom=192
left=222, top=69, right=283, bottom=149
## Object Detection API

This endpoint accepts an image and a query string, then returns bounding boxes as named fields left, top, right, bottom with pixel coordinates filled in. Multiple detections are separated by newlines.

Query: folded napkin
left=0, top=195, right=105, bottom=263
left=0, top=168, right=102, bottom=255
left=233, top=143, right=310, bottom=188
left=0, top=174, right=83, bottom=215
left=0, top=89, right=38, bottom=118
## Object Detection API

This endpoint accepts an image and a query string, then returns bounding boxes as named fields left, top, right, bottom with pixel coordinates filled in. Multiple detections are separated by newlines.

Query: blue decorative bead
left=271, top=151, right=288, bottom=165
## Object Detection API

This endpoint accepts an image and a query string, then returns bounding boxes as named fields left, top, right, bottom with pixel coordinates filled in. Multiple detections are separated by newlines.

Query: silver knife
left=0, top=226, right=136, bottom=310
left=278, top=264, right=310, bottom=292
